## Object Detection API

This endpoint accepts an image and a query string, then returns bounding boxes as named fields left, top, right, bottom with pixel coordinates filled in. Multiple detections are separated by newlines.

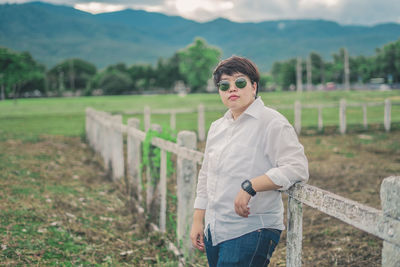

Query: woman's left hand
left=234, top=190, right=251, bottom=217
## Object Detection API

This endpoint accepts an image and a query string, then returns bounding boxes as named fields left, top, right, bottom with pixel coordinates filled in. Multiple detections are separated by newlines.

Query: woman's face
left=218, top=72, right=257, bottom=119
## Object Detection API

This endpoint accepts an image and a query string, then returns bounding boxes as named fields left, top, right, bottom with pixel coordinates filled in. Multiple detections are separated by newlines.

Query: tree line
left=0, top=38, right=220, bottom=99
left=272, top=38, right=400, bottom=90
left=1, top=38, right=399, bottom=99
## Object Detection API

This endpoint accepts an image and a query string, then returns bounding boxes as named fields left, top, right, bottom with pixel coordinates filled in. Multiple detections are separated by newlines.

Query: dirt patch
left=0, top=135, right=177, bottom=266
left=270, top=131, right=400, bottom=267
left=1, top=130, right=399, bottom=266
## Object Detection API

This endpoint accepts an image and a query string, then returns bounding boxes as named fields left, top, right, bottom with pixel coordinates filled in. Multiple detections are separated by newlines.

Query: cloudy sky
left=2, top=0, right=400, bottom=25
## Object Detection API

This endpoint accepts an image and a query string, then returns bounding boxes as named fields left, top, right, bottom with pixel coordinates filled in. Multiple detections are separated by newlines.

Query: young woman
left=190, top=56, right=309, bottom=267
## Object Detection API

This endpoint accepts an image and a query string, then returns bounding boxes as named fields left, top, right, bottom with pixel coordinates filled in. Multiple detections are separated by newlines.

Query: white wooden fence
left=86, top=107, right=400, bottom=266
left=122, top=98, right=398, bottom=139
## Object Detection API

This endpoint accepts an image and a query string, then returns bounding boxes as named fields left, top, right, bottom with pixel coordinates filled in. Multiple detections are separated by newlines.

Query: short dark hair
left=213, top=56, right=260, bottom=89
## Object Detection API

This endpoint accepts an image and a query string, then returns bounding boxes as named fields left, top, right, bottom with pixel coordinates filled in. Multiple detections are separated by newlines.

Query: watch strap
left=242, top=179, right=256, bottom=196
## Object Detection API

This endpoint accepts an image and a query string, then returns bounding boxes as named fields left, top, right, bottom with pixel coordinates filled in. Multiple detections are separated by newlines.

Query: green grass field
left=1, top=91, right=399, bottom=265
left=1, top=90, right=400, bottom=141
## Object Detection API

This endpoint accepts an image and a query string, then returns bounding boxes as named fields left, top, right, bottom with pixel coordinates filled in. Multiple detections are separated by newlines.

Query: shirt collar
left=243, top=97, right=264, bottom=119
left=223, top=97, right=265, bottom=121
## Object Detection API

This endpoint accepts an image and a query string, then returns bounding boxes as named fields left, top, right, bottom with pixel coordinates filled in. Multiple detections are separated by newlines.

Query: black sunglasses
left=217, top=77, right=247, bottom=91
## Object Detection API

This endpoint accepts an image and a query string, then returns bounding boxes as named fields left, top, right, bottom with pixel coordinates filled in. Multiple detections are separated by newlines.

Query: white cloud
left=1, top=0, right=400, bottom=25
left=74, top=2, right=125, bottom=14
left=299, top=0, right=340, bottom=8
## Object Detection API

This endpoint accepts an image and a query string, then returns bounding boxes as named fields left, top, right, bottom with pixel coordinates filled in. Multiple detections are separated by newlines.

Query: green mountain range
left=1, top=1, right=400, bottom=71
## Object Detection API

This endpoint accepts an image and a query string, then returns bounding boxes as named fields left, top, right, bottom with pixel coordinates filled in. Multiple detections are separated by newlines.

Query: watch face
left=243, top=181, right=250, bottom=188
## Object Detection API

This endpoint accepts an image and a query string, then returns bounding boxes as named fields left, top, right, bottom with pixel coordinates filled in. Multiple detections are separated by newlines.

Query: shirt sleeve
left=264, top=119, right=309, bottom=191
left=193, top=126, right=213, bottom=209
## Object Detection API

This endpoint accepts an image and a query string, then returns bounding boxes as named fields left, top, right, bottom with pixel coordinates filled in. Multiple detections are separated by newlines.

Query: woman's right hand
left=190, top=220, right=205, bottom=251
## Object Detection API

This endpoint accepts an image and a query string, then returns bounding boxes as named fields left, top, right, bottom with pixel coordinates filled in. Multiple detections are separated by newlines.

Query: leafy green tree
left=177, top=38, right=221, bottom=92
left=271, top=59, right=296, bottom=90
left=375, top=39, right=400, bottom=83
left=351, top=55, right=373, bottom=83
left=309, top=52, right=325, bottom=85
left=95, top=69, right=133, bottom=95
left=128, top=64, right=156, bottom=93
left=153, top=55, right=185, bottom=91
left=0, top=48, right=45, bottom=99
left=47, top=58, right=96, bottom=94
left=259, top=73, right=273, bottom=91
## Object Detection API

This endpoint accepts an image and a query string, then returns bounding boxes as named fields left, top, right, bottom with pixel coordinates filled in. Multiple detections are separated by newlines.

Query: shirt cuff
left=266, top=168, right=291, bottom=191
left=194, top=197, right=208, bottom=209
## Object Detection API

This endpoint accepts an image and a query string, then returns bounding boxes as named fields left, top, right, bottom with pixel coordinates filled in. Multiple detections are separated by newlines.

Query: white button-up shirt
left=194, top=97, right=309, bottom=246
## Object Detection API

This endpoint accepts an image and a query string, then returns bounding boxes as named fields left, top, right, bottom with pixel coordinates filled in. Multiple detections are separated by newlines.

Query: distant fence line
left=121, top=98, right=399, bottom=141
left=85, top=107, right=400, bottom=266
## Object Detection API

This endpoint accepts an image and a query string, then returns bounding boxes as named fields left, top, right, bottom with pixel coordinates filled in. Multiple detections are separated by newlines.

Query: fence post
left=339, top=99, right=346, bottom=134
left=296, top=57, right=303, bottom=93
left=93, top=111, right=100, bottom=153
left=198, top=104, right=205, bottom=142
left=159, top=149, right=167, bottom=232
left=111, top=115, right=124, bottom=181
left=177, top=131, right=197, bottom=257
left=103, top=113, right=112, bottom=172
left=294, top=101, right=301, bottom=135
left=127, top=118, right=142, bottom=201
left=363, top=104, right=368, bottom=130
left=146, top=124, right=162, bottom=210
left=85, top=108, right=91, bottom=146
left=318, top=105, right=323, bottom=132
left=380, top=176, right=400, bottom=267
left=286, top=195, right=303, bottom=267
left=144, top=106, right=151, bottom=132
left=384, top=99, right=391, bottom=132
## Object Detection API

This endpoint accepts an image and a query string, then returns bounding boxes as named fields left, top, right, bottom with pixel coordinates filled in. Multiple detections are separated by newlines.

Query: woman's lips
left=229, top=95, right=239, bottom=100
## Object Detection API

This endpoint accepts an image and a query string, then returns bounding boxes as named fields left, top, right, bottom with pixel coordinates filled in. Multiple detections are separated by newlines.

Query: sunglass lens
left=218, top=81, right=230, bottom=91
left=235, top=78, right=247, bottom=88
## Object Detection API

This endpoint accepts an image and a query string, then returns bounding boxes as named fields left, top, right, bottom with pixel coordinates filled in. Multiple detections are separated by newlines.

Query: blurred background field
left=1, top=90, right=400, bottom=265
left=1, top=90, right=399, bottom=141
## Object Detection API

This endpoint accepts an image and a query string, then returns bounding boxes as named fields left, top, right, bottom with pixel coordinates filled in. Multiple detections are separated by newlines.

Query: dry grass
left=270, top=130, right=400, bottom=267
left=0, top=135, right=178, bottom=266
left=1, top=130, right=399, bottom=266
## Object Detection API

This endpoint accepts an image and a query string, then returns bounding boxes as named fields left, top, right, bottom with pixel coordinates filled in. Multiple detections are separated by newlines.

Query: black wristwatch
left=241, top=179, right=256, bottom=197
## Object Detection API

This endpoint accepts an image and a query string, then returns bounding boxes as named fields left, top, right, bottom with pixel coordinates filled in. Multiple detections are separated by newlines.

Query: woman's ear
left=252, top=82, right=257, bottom=96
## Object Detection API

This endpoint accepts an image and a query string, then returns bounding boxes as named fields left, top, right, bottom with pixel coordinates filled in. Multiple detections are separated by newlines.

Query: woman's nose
left=228, top=83, right=238, bottom=92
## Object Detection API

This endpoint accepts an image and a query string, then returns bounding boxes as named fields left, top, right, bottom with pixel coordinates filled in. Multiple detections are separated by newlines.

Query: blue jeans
left=205, top=228, right=281, bottom=267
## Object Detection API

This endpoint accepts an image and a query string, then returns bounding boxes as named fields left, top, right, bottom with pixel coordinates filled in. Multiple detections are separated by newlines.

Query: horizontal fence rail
left=120, top=99, right=400, bottom=139
left=85, top=107, right=400, bottom=267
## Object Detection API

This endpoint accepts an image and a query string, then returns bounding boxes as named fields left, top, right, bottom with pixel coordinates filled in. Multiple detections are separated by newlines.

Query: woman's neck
left=231, top=99, right=255, bottom=120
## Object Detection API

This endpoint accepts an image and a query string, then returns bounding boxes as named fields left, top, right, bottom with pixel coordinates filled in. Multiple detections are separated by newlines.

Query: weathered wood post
left=127, top=118, right=142, bottom=201
left=286, top=194, right=303, bottom=267
left=306, top=56, right=312, bottom=91
left=294, top=101, right=301, bottom=135
left=380, top=176, right=400, bottom=267
left=146, top=124, right=162, bottom=210
left=177, top=131, right=197, bottom=257
left=318, top=105, right=323, bottom=132
left=103, top=113, right=112, bottom=172
left=170, top=111, right=176, bottom=131
left=159, top=148, right=167, bottom=232
left=198, top=104, right=205, bottom=142
left=111, top=115, right=124, bottom=181
left=144, top=106, right=151, bottom=132
left=384, top=99, right=391, bottom=132
left=344, top=48, right=350, bottom=91
left=93, top=110, right=101, bottom=153
left=339, top=99, right=346, bottom=134
left=363, top=104, right=368, bottom=130
left=296, top=57, right=303, bottom=93
left=85, top=108, right=91, bottom=146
